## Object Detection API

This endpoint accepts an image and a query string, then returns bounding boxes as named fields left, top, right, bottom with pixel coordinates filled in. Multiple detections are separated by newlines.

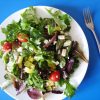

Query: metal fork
left=83, top=8, right=100, bottom=53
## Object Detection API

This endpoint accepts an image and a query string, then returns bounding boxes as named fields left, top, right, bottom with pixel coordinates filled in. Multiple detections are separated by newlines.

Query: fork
left=83, top=8, right=100, bottom=54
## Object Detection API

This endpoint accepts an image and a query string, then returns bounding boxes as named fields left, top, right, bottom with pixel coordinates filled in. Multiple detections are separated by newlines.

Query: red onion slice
left=16, top=83, right=26, bottom=95
left=43, top=34, right=57, bottom=48
left=13, top=79, right=22, bottom=91
left=27, top=88, right=43, bottom=99
left=66, top=58, right=74, bottom=73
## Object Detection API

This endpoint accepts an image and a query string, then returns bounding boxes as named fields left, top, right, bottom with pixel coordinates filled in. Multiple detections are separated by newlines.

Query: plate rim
left=0, top=6, right=89, bottom=100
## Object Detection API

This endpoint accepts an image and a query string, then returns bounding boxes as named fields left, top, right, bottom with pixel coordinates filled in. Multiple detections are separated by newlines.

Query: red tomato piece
left=17, top=33, right=28, bottom=42
left=2, top=42, right=12, bottom=52
left=49, top=70, right=60, bottom=82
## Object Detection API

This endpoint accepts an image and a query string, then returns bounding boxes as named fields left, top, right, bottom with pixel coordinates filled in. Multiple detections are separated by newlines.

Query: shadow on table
left=52, top=4, right=100, bottom=94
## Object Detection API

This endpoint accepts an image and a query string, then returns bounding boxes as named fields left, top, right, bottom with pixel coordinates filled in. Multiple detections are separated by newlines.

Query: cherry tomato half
left=2, top=42, right=12, bottom=52
left=17, top=33, right=28, bottom=42
left=49, top=70, right=60, bottom=82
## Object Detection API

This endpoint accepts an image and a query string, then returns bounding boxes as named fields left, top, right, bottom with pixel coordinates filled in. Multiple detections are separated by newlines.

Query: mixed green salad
left=0, top=7, right=87, bottom=99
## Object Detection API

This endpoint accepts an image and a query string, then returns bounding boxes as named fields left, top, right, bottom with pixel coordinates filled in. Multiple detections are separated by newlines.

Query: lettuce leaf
left=2, top=21, right=21, bottom=42
left=21, top=7, right=40, bottom=24
left=64, top=80, right=76, bottom=97
left=27, top=70, right=45, bottom=91
left=46, top=9, right=71, bottom=31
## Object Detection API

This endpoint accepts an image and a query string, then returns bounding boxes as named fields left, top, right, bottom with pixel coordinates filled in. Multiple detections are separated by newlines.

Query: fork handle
left=91, top=29, right=100, bottom=53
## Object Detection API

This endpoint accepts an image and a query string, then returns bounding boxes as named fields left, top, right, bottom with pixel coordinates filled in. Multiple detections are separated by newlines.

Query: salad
left=0, top=7, right=87, bottom=99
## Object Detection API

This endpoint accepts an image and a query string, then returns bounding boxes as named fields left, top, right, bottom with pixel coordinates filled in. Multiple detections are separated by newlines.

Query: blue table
left=0, top=0, right=100, bottom=100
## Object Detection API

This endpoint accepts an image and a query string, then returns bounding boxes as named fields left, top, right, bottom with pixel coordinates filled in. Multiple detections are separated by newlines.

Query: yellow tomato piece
left=24, top=67, right=33, bottom=73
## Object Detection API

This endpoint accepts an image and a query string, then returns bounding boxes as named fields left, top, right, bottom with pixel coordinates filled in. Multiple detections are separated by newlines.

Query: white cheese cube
left=61, top=49, right=66, bottom=57
left=58, top=50, right=60, bottom=54
left=67, top=56, right=70, bottom=59
left=7, top=61, right=14, bottom=72
left=58, top=35, right=65, bottom=40
left=64, top=40, right=71, bottom=47
left=35, top=40, right=41, bottom=45
left=55, top=61, right=59, bottom=65
left=53, top=41, right=57, bottom=45
left=13, top=51, right=19, bottom=60
left=44, top=39, right=49, bottom=44
left=45, top=25, right=48, bottom=29
left=17, top=47, right=23, bottom=52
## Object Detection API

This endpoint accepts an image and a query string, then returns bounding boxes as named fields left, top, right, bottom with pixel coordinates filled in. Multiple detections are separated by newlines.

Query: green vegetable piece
left=73, top=57, right=79, bottom=69
left=34, top=55, right=44, bottom=61
left=2, top=21, right=21, bottom=42
left=47, top=60, right=56, bottom=70
left=46, top=9, right=67, bottom=30
left=30, top=28, right=40, bottom=38
left=56, top=39, right=65, bottom=50
left=27, top=70, right=45, bottom=91
left=59, top=57, right=66, bottom=68
left=0, top=50, right=3, bottom=58
left=21, top=49, right=30, bottom=57
left=20, top=20, right=31, bottom=31
left=0, top=40, right=6, bottom=45
left=2, top=52, right=9, bottom=64
left=21, top=7, right=39, bottom=24
left=24, top=67, right=34, bottom=73
left=4, top=74, right=10, bottom=80
left=17, top=56, right=23, bottom=68
left=54, top=79, right=63, bottom=86
left=47, top=25, right=54, bottom=35
left=46, top=9, right=72, bottom=31
left=64, top=80, right=76, bottom=97
left=24, top=61, right=35, bottom=68
left=12, top=64, right=20, bottom=77
left=28, top=56, right=34, bottom=62
left=22, top=42, right=38, bottom=54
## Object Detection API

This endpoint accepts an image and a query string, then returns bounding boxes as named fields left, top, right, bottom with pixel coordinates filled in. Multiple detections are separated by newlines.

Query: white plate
left=0, top=6, right=89, bottom=100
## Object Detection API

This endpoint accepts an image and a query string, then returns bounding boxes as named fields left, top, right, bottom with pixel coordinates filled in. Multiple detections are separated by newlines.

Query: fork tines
left=83, top=8, right=93, bottom=25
